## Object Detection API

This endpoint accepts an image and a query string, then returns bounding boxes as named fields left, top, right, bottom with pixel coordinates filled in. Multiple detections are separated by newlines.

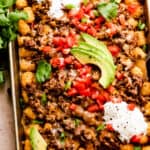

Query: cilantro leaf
left=97, top=2, right=118, bottom=21
left=41, top=93, right=47, bottom=105
left=0, top=0, right=15, bottom=8
left=134, top=146, right=141, bottom=150
left=0, top=13, right=10, bottom=26
left=0, top=71, right=5, bottom=84
left=96, top=124, right=105, bottom=131
left=9, top=10, right=28, bottom=22
left=36, top=60, right=52, bottom=83
left=32, top=120, right=44, bottom=124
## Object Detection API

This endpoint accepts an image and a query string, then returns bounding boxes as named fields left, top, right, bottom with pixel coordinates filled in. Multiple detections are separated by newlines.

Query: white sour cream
left=103, top=101, right=147, bottom=142
left=47, top=0, right=81, bottom=19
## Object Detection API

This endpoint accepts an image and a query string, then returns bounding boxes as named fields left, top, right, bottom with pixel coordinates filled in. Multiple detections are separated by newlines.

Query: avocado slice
left=78, top=41, right=115, bottom=69
left=71, top=48, right=115, bottom=88
left=81, top=33, right=113, bottom=62
left=30, top=127, right=47, bottom=150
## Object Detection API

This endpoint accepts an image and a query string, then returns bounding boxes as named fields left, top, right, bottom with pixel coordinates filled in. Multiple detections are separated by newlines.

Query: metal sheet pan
left=9, top=1, right=150, bottom=150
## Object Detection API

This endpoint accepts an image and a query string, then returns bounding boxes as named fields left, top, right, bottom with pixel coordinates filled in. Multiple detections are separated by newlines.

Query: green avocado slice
left=81, top=33, right=113, bottom=62
left=71, top=48, right=115, bottom=88
left=78, top=41, right=115, bottom=69
left=30, top=127, right=47, bottom=150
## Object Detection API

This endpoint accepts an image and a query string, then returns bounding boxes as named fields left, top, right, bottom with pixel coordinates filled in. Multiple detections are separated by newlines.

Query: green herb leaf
left=0, top=71, right=4, bottom=84
left=64, top=80, right=72, bottom=91
left=19, top=98, right=25, bottom=109
left=60, top=132, right=66, bottom=142
left=65, top=4, right=75, bottom=9
left=36, top=60, right=52, bottom=83
left=9, top=10, right=28, bottom=22
left=96, top=124, right=105, bottom=131
left=32, top=120, right=44, bottom=124
left=138, top=20, right=146, bottom=30
left=0, top=0, right=14, bottom=8
left=74, top=118, right=80, bottom=127
left=97, top=2, right=118, bottom=21
left=81, top=17, right=88, bottom=23
left=93, top=10, right=99, bottom=17
left=134, top=146, right=141, bottom=150
left=0, top=13, right=10, bottom=26
left=83, top=0, right=89, bottom=5
left=0, top=37, right=4, bottom=49
left=41, top=93, right=47, bottom=105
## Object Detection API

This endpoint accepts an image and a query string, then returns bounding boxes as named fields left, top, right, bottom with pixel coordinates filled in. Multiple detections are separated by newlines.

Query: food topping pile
left=16, top=0, right=150, bottom=149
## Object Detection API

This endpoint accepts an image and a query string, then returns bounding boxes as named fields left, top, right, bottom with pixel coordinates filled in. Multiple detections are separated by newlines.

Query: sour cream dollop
left=47, top=0, right=81, bottom=19
left=104, top=101, right=147, bottom=142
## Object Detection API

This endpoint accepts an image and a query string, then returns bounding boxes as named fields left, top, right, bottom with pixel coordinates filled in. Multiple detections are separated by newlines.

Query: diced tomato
left=102, top=91, right=110, bottom=101
left=97, top=95, right=105, bottom=103
left=131, top=135, right=141, bottom=143
left=106, top=23, right=117, bottom=37
left=67, top=88, right=77, bottom=96
left=128, top=4, right=139, bottom=14
left=71, top=18, right=80, bottom=26
left=95, top=16, right=105, bottom=25
left=84, top=3, right=93, bottom=13
left=77, top=23, right=88, bottom=31
left=50, top=57, right=65, bottom=69
left=70, top=103, right=77, bottom=110
left=42, top=46, right=51, bottom=53
left=80, top=88, right=91, bottom=96
left=73, top=81, right=86, bottom=91
left=108, top=45, right=120, bottom=57
left=78, top=65, right=92, bottom=76
left=116, top=72, right=124, bottom=80
left=127, top=103, right=136, bottom=111
left=106, top=124, right=114, bottom=131
left=53, top=37, right=65, bottom=47
left=65, top=56, right=73, bottom=64
left=91, top=83, right=100, bottom=89
left=75, top=9, right=84, bottom=20
left=80, top=76, right=92, bottom=85
left=107, top=85, right=115, bottom=93
left=91, top=90, right=100, bottom=99
left=74, top=60, right=83, bottom=69
left=96, top=99, right=104, bottom=111
left=87, top=26, right=97, bottom=36
left=66, top=36, right=75, bottom=48
left=87, top=104, right=99, bottom=112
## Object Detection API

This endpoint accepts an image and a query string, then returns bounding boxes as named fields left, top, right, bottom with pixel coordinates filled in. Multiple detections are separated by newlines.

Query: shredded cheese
left=104, top=101, right=147, bottom=142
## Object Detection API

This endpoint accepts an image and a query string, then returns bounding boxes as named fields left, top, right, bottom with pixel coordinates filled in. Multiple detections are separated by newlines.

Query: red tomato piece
left=74, top=60, right=83, bottom=69
left=116, top=72, right=124, bottom=80
left=87, top=26, right=97, bottom=36
left=80, top=88, right=91, bottom=96
left=77, top=23, right=88, bottom=31
left=106, top=124, right=114, bottom=131
left=84, top=3, right=93, bottom=13
left=107, top=85, right=115, bottom=93
left=87, top=104, right=99, bottom=112
left=67, top=88, right=77, bottom=96
left=42, top=46, right=51, bottom=53
left=65, top=56, right=73, bottom=64
left=128, top=4, right=139, bottom=14
left=127, top=103, right=136, bottom=111
left=91, top=90, right=100, bottom=99
left=96, top=99, right=104, bottom=111
left=73, top=81, right=86, bottom=91
left=95, top=16, right=105, bottom=25
left=130, top=135, right=141, bottom=143
left=70, top=103, right=77, bottom=110
left=108, top=45, right=120, bottom=57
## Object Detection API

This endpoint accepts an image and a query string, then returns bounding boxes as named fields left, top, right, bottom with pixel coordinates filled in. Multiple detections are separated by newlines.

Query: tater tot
left=18, top=20, right=30, bottom=35
left=135, top=31, right=147, bottom=46
left=142, top=146, right=150, bottom=150
left=120, top=144, right=134, bottom=150
left=19, top=48, right=36, bottom=58
left=23, top=107, right=36, bottom=119
left=141, top=82, right=150, bottom=96
left=20, top=59, right=35, bottom=72
left=23, top=7, right=35, bottom=23
left=21, top=72, right=35, bottom=88
left=17, top=36, right=31, bottom=46
left=24, top=139, right=32, bottom=150
left=131, top=47, right=146, bottom=59
left=16, top=0, right=28, bottom=9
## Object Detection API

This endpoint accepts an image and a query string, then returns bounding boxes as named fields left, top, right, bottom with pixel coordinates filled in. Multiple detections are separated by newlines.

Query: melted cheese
left=104, top=101, right=147, bottom=142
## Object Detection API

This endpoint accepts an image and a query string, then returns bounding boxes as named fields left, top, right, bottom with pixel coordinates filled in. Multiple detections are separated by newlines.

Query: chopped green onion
left=74, top=118, right=80, bottom=127
left=65, top=4, right=75, bottom=9
left=0, top=71, right=4, bottom=84
left=60, top=132, right=66, bottom=142
left=96, top=124, right=105, bottom=131
left=41, top=93, right=47, bottom=105
left=143, top=45, right=147, bottom=51
left=93, top=10, right=99, bottom=17
left=81, top=17, right=88, bottom=23
left=32, top=120, right=44, bottom=124
left=64, top=80, right=72, bottom=91
left=134, top=146, right=141, bottom=150
left=138, top=20, right=146, bottom=30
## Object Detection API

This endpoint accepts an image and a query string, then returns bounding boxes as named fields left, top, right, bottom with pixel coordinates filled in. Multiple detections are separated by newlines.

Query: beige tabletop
left=0, top=71, right=15, bottom=150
